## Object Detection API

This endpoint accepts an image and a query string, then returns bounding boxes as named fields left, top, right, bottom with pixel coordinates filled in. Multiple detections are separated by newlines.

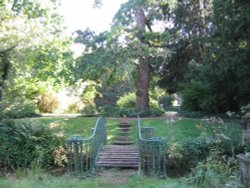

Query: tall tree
left=155, top=0, right=213, bottom=93
left=0, top=0, right=71, bottom=101
left=134, top=2, right=149, bottom=112
left=75, top=0, right=170, bottom=113
left=179, top=0, right=250, bottom=113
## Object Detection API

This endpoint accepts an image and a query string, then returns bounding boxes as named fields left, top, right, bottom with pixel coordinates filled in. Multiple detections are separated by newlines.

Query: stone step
left=97, top=163, right=138, bottom=168
left=102, top=145, right=138, bottom=149
left=118, top=123, right=133, bottom=128
left=117, top=128, right=130, bottom=132
left=98, top=156, right=138, bottom=160
left=113, top=141, right=134, bottom=145
left=114, top=136, right=131, bottom=141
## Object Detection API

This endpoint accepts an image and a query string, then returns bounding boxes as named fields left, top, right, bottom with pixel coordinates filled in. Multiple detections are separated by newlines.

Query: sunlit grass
left=33, top=116, right=119, bottom=144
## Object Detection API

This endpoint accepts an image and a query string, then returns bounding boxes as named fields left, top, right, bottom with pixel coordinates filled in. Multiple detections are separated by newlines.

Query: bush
left=186, top=150, right=239, bottom=188
left=179, top=81, right=209, bottom=112
left=117, top=92, right=136, bottom=108
left=81, top=103, right=97, bottom=115
left=158, top=95, right=175, bottom=110
left=0, top=119, right=66, bottom=170
left=167, top=118, right=242, bottom=170
left=37, top=93, right=60, bottom=113
left=167, top=138, right=210, bottom=169
left=99, top=105, right=120, bottom=117
left=0, top=99, right=38, bottom=119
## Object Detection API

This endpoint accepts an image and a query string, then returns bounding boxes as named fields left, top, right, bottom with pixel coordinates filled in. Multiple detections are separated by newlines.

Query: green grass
left=0, top=116, right=242, bottom=188
left=0, top=170, right=190, bottom=188
left=30, top=116, right=241, bottom=145
left=132, top=118, right=202, bottom=143
left=30, top=117, right=119, bottom=143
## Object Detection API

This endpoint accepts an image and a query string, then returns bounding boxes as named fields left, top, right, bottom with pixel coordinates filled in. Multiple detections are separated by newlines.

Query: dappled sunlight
left=107, top=135, right=114, bottom=140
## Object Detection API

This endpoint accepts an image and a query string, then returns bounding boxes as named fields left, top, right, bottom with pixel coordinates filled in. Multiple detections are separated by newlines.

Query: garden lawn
left=131, top=118, right=202, bottom=143
left=30, top=116, right=119, bottom=144
left=30, top=116, right=241, bottom=145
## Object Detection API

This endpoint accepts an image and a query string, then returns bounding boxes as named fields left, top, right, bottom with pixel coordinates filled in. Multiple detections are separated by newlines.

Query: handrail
left=137, top=116, right=167, bottom=178
left=67, top=117, right=107, bottom=178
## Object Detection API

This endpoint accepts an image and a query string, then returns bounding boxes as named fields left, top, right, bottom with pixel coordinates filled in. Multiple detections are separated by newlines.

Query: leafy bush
left=95, top=81, right=133, bottom=108
left=118, top=108, right=163, bottom=117
left=117, top=92, right=163, bottom=116
left=117, top=92, right=136, bottom=108
left=0, top=99, right=38, bottom=119
left=64, top=103, right=82, bottom=113
left=179, top=81, right=208, bottom=112
left=37, top=93, right=60, bottom=113
left=186, top=150, right=239, bottom=188
left=0, top=119, right=66, bottom=170
left=81, top=103, right=97, bottom=115
left=168, top=117, right=242, bottom=170
left=99, top=105, right=121, bottom=117
left=158, top=95, right=175, bottom=110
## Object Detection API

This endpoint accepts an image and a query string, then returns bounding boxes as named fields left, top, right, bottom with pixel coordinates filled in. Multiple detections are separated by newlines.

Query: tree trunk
left=136, top=58, right=150, bottom=112
left=135, top=4, right=150, bottom=113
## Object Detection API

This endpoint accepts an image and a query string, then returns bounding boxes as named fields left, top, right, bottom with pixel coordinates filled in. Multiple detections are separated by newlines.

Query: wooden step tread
left=97, top=164, right=138, bottom=168
left=99, top=151, right=138, bottom=154
left=98, top=161, right=138, bottom=164
left=99, top=156, right=138, bottom=160
left=113, top=143, right=134, bottom=145
left=97, top=144, right=139, bottom=168
left=102, top=145, right=138, bottom=149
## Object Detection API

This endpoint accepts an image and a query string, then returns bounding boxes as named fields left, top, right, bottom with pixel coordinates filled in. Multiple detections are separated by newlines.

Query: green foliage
left=117, top=92, right=136, bottom=109
left=0, top=99, right=38, bottom=119
left=178, top=111, right=207, bottom=118
left=0, top=119, right=66, bottom=169
left=95, top=80, right=133, bottom=110
left=186, top=150, right=239, bottom=188
left=178, top=0, right=250, bottom=113
left=158, top=95, right=175, bottom=110
left=37, top=92, right=60, bottom=113
left=0, top=79, right=41, bottom=118
left=81, top=103, right=97, bottom=116
left=163, top=117, right=242, bottom=171
left=180, top=80, right=208, bottom=112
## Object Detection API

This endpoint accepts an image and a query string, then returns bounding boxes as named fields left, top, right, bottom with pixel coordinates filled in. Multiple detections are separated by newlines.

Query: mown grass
left=31, top=116, right=241, bottom=145
left=32, top=116, right=119, bottom=143
left=130, top=118, right=202, bottom=143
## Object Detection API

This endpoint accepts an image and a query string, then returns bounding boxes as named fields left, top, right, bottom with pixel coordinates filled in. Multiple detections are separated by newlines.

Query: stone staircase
left=96, top=145, right=139, bottom=168
left=113, top=119, right=133, bottom=145
left=96, top=119, right=139, bottom=168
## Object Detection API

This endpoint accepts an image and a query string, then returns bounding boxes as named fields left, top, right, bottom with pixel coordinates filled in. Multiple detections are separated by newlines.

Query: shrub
left=99, top=105, right=120, bottom=117
left=0, top=99, right=38, bottom=119
left=37, top=93, right=60, bottom=113
left=186, top=150, right=239, bottom=188
left=117, top=92, right=136, bottom=108
left=158, top=95, right=175, bottom=110
left=0, top=119, right=66, bottom=170
left=81, top=103, right=97, bottom=115
left=139, top=109, right=163, bottom=117
left=179, top=81, right=208, bottom=112
left=117, top=93, right=163, bottom=113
